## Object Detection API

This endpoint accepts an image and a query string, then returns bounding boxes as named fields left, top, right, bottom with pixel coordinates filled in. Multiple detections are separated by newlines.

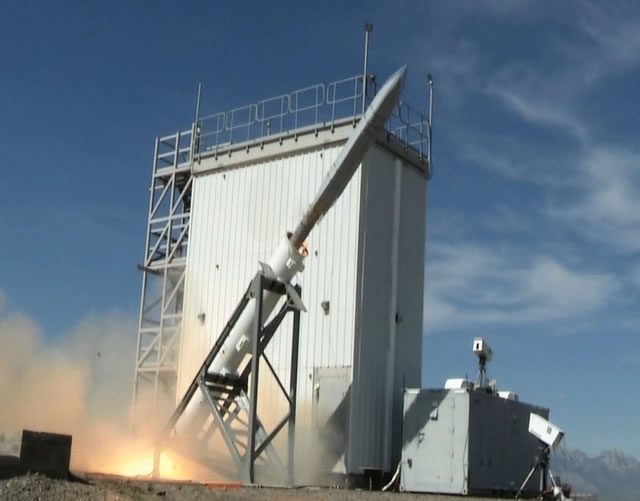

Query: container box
left=400, top=388, right=548, bottom=496
left=20, top=430, right=72, bottom=479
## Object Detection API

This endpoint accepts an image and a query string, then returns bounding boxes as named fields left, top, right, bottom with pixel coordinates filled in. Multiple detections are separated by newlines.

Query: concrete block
left=19, top=430, right=72, bottom=479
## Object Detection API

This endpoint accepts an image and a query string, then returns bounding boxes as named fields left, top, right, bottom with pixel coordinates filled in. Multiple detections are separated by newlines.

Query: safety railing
left=387, top=101, right=430, bottom=163
left=156, top=129, right=193, bottom=170
left=190, top=73, right=430, bottom=165
left=197, top=75, right=363, bottom=155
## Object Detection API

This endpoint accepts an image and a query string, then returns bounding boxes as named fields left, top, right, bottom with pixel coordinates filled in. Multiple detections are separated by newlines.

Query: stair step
left=204, top=372, right=243, bottom=386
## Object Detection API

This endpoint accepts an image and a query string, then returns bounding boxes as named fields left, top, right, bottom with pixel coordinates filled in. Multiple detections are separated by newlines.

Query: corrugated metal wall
left=467, top=394, right=548, bottom=494
left=177, top=143, right=362, bottom=441
left=347, top=146, right=425, bottom=474
left=176, top=134, right=427, bottom=478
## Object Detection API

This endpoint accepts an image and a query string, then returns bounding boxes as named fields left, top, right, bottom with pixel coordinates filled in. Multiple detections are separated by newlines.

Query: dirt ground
left=0, top=473, right=510, bottom=501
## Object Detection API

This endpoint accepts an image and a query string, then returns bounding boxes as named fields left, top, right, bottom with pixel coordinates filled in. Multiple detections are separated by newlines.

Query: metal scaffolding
left=133, top=126, right=195, bottom=424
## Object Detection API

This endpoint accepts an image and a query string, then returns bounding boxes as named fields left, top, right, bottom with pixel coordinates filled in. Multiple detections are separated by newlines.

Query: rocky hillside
left=552, top=448, right=640, bottom=501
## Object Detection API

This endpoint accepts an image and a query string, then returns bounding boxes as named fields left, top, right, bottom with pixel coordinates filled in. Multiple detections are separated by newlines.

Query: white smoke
left=0, top=289, right=139, bottom=472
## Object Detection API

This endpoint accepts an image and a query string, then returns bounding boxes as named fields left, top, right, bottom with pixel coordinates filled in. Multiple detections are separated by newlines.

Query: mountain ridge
left=552, top=447, right=640, bottom=501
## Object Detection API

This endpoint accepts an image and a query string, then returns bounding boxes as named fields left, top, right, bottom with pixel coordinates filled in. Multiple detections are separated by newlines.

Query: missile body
left=176, top=66, right=406, bottom=436
left=289, top=66, right=406, bottom=248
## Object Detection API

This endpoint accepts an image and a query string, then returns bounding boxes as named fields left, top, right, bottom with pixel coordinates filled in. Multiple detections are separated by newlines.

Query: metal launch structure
left=134, top=33, right=433, bottom=484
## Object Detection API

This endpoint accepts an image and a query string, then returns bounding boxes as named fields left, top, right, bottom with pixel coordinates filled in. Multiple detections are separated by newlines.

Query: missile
left=290, top=65, right=406, bottom=248
left=176, top=66, right=407, bottom=435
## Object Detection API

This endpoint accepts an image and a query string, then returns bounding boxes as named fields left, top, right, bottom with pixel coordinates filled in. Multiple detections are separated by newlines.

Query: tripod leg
left=515, top=464, right=538, bottom=499
left=547, top=468, right=565, bottom=501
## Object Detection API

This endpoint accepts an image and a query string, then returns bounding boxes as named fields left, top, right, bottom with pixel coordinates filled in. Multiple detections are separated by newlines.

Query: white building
left=134, top=72, right=431, bottom=480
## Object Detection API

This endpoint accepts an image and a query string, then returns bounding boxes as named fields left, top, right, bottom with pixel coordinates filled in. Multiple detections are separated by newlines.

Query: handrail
left=174, top=72, right=430, bottom=165
left=256, top=94, right=290, bottom=137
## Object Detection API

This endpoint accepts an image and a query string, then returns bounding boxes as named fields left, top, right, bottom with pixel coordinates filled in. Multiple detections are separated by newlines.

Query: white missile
left=290, top=65, right=407, bottom=248
left=177, top=66, right=407, bottom=435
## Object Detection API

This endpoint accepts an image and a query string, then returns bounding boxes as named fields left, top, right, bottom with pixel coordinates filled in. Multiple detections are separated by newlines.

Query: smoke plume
left=0, top=289, right=150, bottom=474
left=0, top=290, right=337, bottom=483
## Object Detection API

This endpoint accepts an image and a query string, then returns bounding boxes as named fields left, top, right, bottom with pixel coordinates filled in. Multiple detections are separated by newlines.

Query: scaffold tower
left=133, top=125, right=196, bottom=422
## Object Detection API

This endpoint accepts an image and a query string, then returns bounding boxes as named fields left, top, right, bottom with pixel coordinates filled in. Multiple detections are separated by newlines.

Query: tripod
left=515, top=441, right=565, bottom=500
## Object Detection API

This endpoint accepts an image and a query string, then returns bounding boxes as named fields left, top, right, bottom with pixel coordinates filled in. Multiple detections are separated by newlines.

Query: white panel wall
left=347, top=145, right=425, bottom=474
left=177, top=144, right=362, bottom=436
left=176, top=132, right=427, bottom=480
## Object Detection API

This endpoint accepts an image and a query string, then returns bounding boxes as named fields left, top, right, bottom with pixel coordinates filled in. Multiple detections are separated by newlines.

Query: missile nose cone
left=387, top=65, right=407, bottom=91
left=366, top=65, right=407, bottom=121
left=382, top=65, right=407, bottom=94
left=396, top=65, right=408, bottom=82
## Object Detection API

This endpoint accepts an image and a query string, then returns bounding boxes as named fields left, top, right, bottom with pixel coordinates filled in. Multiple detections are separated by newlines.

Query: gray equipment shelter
left=400, top=388, right=548, bottom=496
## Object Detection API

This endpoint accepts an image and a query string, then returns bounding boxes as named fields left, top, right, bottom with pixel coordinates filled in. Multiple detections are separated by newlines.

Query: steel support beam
left=154, top=271, right=302, bottom=485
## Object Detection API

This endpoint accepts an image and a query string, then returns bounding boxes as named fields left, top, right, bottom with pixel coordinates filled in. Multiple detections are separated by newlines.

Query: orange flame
left=93, top=446, right=184, bottom=480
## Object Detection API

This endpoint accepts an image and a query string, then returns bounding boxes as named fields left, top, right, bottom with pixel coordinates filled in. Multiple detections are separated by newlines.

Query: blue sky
left=1, top=1, right=639, bottom=459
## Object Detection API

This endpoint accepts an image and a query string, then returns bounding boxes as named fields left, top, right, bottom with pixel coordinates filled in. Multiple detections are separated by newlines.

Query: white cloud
left=394, top=3, right=538, bottom=109
left=459, top=137, right=581, bottom=188
left=483, top=3, right=640, bottom=141
left=454, top=8, right=640, bottom=254
left=547, top=147, right=640, bottom=252
left=426, top=40, right=483, bottom=106
left=486, top=71, right=587, bottom=141
left=427, top=242, right=506, bottom=293
left=523, top=256, right=617, bottom=314
left=424, top=243, right=618, bottom=333
left=398, top=0, right=640, bottom=340
left=579, top=2, right=640, bottom=78
left=564, top=148, right=640, bottom=223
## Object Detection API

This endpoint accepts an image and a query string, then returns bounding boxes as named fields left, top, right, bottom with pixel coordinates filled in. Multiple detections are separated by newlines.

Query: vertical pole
left=153, top=443, right=161, bottom=478
left=246, top=275, right=264, bottom=484
left=288, top=288, right=301, bottom=486
left=132, top=269, right=147, bottom=422
left=194, top=82, right=202, bottom=125
left=133, top=137, right=160, bottom=428
left=192, top=82, right=202, bottom=164
left=427, top=73, right=434, bottom=177
left=541, top=446, right=548, bottom=493
left=362, top=23, right=373, bottom=114
left=144, top=138, right=160, bottom=268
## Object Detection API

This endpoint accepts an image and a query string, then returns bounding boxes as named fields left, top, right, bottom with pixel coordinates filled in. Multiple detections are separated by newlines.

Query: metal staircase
left=155, top=271, right=304, bottom=484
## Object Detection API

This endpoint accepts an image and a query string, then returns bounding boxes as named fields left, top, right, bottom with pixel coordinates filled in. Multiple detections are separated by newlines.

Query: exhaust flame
left=103, top=449, right=181, bottom=479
